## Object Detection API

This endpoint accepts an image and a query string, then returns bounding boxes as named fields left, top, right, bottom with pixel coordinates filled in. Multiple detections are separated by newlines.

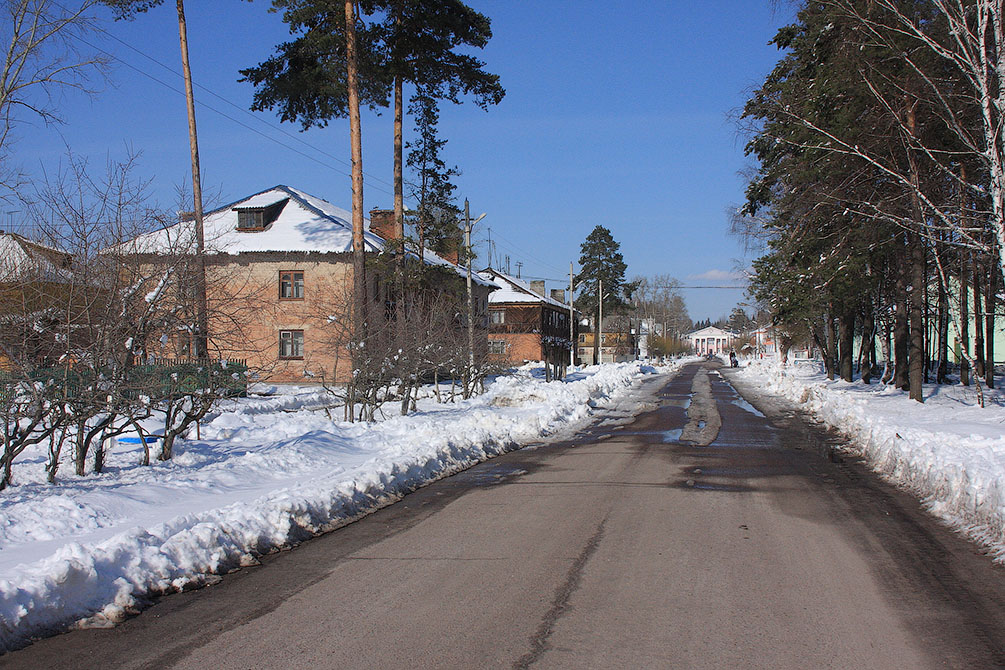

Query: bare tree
left=0, top=0, right=106, bottom=200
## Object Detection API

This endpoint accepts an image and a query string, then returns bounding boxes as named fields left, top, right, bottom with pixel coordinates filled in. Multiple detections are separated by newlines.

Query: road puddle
left=662, top=429, right=683, bottom=443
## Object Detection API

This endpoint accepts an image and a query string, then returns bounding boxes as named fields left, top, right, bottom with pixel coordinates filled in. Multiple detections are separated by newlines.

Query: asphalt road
left=5, top=362, right=1005, bottom=669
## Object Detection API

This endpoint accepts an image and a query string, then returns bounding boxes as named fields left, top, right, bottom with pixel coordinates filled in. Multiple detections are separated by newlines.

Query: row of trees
left=739, top=0, right=1005, bottom=403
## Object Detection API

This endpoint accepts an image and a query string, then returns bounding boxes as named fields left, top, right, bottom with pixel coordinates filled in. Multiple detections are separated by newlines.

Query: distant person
left=729, top=350, right=738, bottom=368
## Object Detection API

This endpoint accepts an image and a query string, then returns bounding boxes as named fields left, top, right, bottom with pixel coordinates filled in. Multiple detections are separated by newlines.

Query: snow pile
left=0, top=361, right=673, bottom=651
left=738, top=359, right=1005, bottom=562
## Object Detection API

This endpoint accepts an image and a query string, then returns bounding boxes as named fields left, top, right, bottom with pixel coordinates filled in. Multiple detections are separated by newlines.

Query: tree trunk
left=986, top=254, right=997, bottom=388
left=175, top=0, right=208, bottom=358
left=923, top=243, right=931, bottom=384
left=937, top=239, right=949, bottom=383
left=880, top=320, right=893, bottom=383
left=815, top=315, right=836, bottom=381
left=838, top=308, right=855, bottom=382
left=904, top=101, right=925, bottom=401
left=74, top=418, right=87, bottom=476
left=346, top=0, right=367, bottom=373
left=974, top=252, right=985, bottom=379
left=862, top=302, right=875, bottom=384
left=909, top=232, right=925, bottom=402
left=894, top=254, right=910, bottom=391
left=961, top=250, right=970, bottom=386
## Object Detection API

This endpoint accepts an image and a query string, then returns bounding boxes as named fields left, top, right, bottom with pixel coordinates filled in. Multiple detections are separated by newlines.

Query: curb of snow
left=738, top=360, right=1005, bottom=563
left=0, top=361, right=677, bottom=652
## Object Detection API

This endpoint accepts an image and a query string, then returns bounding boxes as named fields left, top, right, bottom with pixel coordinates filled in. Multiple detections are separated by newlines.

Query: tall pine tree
left=575, top=226, right=629, bottom=364
left=405, top=87, right=459, bottom=264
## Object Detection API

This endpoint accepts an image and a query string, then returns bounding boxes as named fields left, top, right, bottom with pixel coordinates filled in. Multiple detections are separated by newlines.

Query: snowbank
left=738, top=359, right=1005, bottom=562
left=0, top=361, right=674, bottom=651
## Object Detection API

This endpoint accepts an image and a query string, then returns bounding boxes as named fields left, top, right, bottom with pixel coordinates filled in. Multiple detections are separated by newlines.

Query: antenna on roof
left=505, top=255, right=510, bottom=275
left=516, top=261, right=523, bottom=278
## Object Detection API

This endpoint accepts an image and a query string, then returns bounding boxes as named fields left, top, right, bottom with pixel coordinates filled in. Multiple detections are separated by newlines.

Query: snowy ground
left=0, top=361, right=678, bottom=651
left=737, top=358, right=1005, bottom=564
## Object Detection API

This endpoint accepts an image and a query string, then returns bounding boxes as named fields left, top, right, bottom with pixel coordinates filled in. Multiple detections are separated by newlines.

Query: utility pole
left=569, top=262, right=575, bottom=368
left=176, top=0, right=208, bottom=359
left=598, top=277, right=603, bottom=365
left=463, top=199, right=486, bottom=397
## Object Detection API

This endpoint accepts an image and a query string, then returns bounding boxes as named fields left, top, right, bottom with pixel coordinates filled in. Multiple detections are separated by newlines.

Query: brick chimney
left=550, top=289, right=566, bottom=303
left=368, top=208, right=397, bottom=241
left=530, top=280, right=546, bottom=297
left=438, top=235, right=461, bottom=265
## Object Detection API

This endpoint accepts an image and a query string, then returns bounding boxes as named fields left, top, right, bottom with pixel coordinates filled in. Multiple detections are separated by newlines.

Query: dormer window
left=234, top=198, right=289, bottom=231
left=237, top=209, right=265, bottom=230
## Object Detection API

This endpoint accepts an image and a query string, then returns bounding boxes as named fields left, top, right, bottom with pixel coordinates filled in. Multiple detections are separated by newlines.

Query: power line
left=90, top=19, right=399, bottom=193
left=489, top=233, right=570, bottom=276
left=60, top=6, right=403, bottom=199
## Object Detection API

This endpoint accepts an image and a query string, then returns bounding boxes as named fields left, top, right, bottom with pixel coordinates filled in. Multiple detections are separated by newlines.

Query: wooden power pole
left=175, top=0, right=208, bottom=359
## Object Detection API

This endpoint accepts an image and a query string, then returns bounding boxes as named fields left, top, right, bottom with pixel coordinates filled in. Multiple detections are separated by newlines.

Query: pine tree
left=405, top=88, right=460, bottom=263
left=575, top=226, right=629, bottom=363
left=377, top=0, right=504, bottom=243
left=239, top=1, right=390, bottom=127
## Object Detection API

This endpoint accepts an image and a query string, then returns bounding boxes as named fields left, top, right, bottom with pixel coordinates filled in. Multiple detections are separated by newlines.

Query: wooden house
left=478, top=268, right=577, bottom=379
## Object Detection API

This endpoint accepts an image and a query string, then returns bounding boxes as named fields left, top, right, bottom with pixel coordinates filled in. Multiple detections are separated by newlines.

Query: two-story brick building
left=124, top=185, right=495, bottom=383
left=478, top=268, right=577, bottom=379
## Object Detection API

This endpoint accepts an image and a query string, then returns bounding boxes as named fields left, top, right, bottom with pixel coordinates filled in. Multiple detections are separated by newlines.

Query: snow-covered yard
left=0, top=361, right=675, bottom=651
left=737, top=359, right=1005, bottom=564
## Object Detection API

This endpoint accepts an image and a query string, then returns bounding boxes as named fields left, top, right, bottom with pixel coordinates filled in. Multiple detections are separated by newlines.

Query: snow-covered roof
left=118, top=185, right=496, bottom=287
left=123, top=185, right=384, bottom=255
left=477, top=268, right=572, bottom=310
left=0, top=233, right=72, bottom=284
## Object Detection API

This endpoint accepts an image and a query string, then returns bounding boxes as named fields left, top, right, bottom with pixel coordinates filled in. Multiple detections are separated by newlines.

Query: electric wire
left=55, top=3, right=406, bottom=200
left=86, top=17, right=400, bottom=194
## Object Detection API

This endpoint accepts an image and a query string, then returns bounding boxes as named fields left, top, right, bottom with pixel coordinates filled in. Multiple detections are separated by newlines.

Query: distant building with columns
left=687, top=326, right=737, bottom=354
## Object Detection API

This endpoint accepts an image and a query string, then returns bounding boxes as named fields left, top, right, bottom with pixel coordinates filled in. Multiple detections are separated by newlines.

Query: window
left=280, top=270, right=304, bottom=300
left=490, top=310, right=506, bottom=325
left=279, top=330, right=304, bottom=359
left=488, top=340, right=506, bottom=355
left=234, top=198, right=289, bottom=231
left=237, top=209, right=265, bottom=230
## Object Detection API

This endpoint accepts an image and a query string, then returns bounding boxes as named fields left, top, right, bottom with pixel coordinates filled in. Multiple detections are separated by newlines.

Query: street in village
left=4, top=361, right=1004, bottom=669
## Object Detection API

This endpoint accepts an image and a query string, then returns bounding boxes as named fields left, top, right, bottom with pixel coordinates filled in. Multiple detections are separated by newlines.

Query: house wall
left=489, top=305, right=543, bottom=364
left=488, top=303, right=576, bottom=369
left=577, top=331, right=636, bottom=364
left=489, top=332, right=540, bottom=364
left=206, top=255, right=354, bottom=384
left=135, top=251, right=493, bottom=385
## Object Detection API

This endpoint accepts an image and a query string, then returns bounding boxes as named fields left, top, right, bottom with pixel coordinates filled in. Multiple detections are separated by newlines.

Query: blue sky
left=15, top=1, right=793, bottom=321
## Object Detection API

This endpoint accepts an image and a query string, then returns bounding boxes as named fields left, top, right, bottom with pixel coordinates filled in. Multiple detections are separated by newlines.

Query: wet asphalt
left=4, top=361, right=1005, bottom=669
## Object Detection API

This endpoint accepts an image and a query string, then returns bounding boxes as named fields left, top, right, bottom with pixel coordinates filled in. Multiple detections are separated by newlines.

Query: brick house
left=576, top=330, right=637, bottom=365
left=124, top=185, right=495, bottom=383
left=477, top=268, right=577, bottom=379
